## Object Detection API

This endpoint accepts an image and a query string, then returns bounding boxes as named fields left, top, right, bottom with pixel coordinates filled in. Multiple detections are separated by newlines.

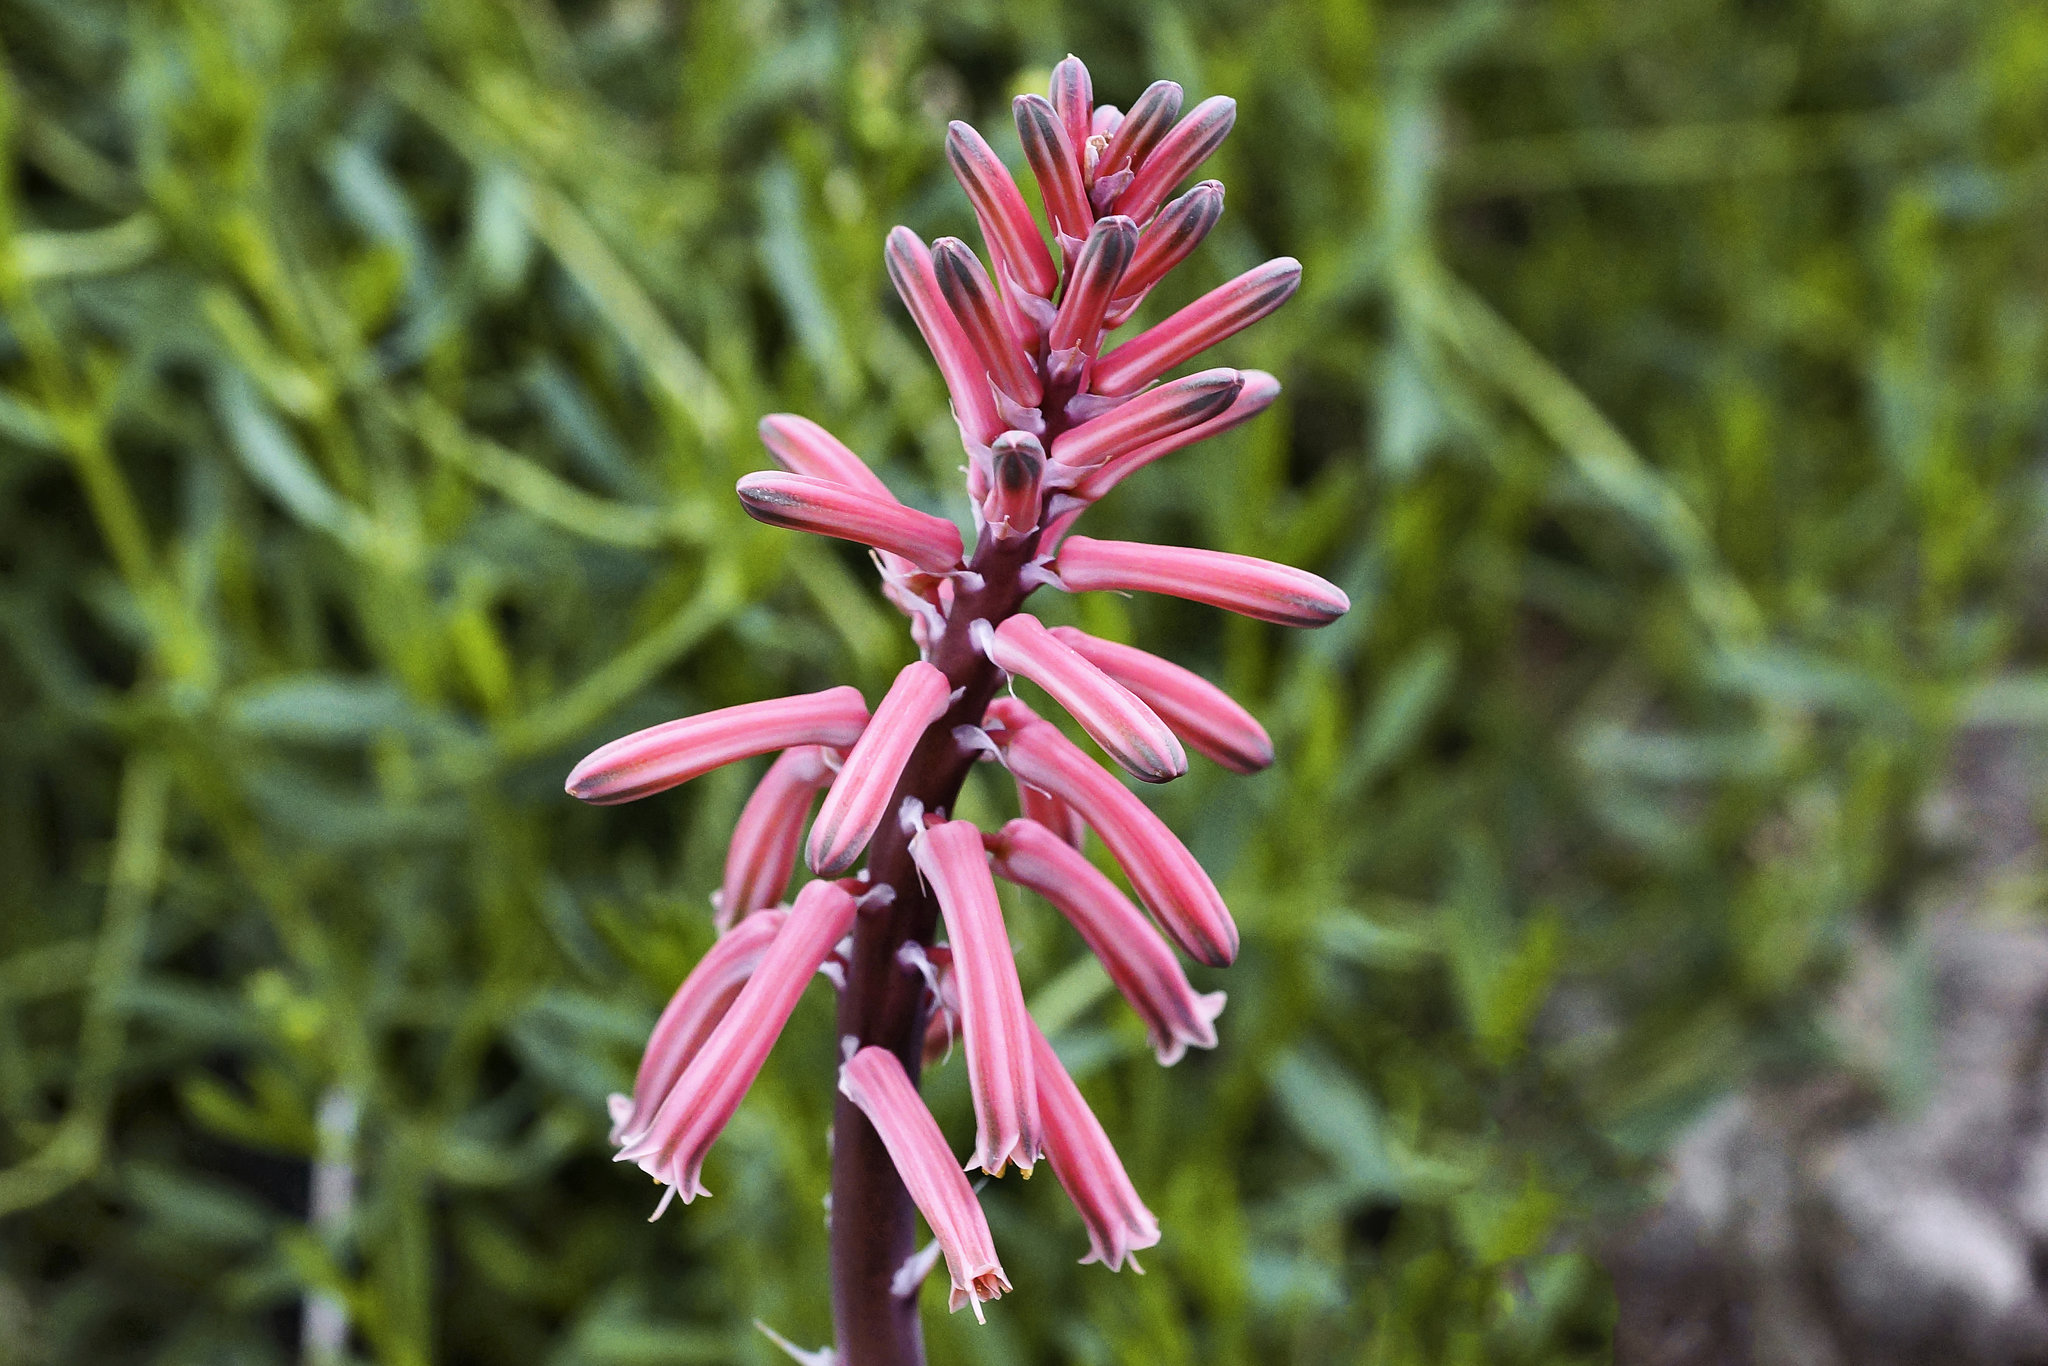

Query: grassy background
left=5, top=0, right=2048, bottom=1361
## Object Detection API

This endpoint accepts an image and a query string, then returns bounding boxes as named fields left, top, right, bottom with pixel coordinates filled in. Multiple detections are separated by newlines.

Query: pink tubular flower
left=1015, top=94, right=1092, bottom=244
left=808, top=661, right=952, bottom=876
left=839, top=1047, right=1011, bottom=1320
left=1048, top=368, right=1244, bottom=472
left=1062, top=369, right=1281, bottom=508
left=885, top=226, right=1005, bottom=446
left=1048, top=627, right=1273, bottom=774
left=1115, top=95, right=1237, bottom=227
left=757, top=414, right=897, bottom=502
left=932, top=238, right=1043, bottom=406
left=1019, top=780, right=1088, bottom=850
left=981, top=432, right=1045, bottom=541
left=715, top=746, right=837, bottom=928
left=609, top=907, right=790, bottom=1145
left=567, top=687, right=869, bottom=805
left=1029, top=1020, right=1162, bottom=1270
left=945, top=121, right=1058, bottom=300
left=1049, top=56, right=1094, bottom=167
left=579, top=57, right=1344, bottom=1342
left=984, top=696, right=1089, bottom=848
left=1049, top=216, right=1138, bottom=359
left=1105, top=181, right=1224, bottom=324
left=737, top=472, right=964, bottom=574
left=910, top=820, right=1040, bottom=1176
left=1054, top=535, right=1350, bottom=628
left=998, top=716, right=1239, bottom=968
left=1091, top=257, right=1302, bottom=397
left=1095, top=81, right=1182, bottom=194
left=616, top=880, right=857, bottom=1209
left=989, top=819, right=1224, bottom=1066
left=980, top=614, right=1186, bottom=783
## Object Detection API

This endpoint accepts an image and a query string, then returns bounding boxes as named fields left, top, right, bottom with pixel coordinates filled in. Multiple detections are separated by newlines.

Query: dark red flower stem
left=827, top=529, right=1038, bottom=1363
left=830, top=402, right=1078, bottom=1363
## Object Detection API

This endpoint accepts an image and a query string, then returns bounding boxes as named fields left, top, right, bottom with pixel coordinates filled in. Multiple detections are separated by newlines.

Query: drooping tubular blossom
left=576, top=54, right=1345, bottom=1339
left=989, top=819, right=1224, bottom=1066
left=1054, top=536, right=1351, bottom=628
left=839, top=1047, right=1011, bottom=1320
left=997, top=713, right=1239, bottom=967
left=808, top=661, right=952, bottom=876
left=978, top=614, right=1186, bottom=783
left=1030, top=1020, right=1162, bottom=1270
left=1048, top=368, right=1244, bottom=472
left=615, top=880, right=857, bottom=1210
left=911, top=820, right=1041, bottom=1177
left=715, top=746, right=837, bottom=928
left=609, top=907, right=790, bottom=1145
left=566, top=687, right=869, bottom=805
left=1091, top=257, right=1302, bottom=397
left=1048, top=627, right=1273, bottom=774
left=737, top=472, right=964, bottom=574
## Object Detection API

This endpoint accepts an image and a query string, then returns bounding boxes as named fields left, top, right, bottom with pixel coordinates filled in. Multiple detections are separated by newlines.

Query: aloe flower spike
left=572, top=55, right=1342, bottom=1355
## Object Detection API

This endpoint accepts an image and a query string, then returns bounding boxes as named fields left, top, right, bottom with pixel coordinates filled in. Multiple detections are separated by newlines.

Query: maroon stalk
left=827, top=427, right=1072, bottom=1365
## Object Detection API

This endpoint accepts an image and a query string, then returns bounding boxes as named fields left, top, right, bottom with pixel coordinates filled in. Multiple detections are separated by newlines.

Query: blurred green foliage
left=4, top=0, right=2047, bottom=1362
